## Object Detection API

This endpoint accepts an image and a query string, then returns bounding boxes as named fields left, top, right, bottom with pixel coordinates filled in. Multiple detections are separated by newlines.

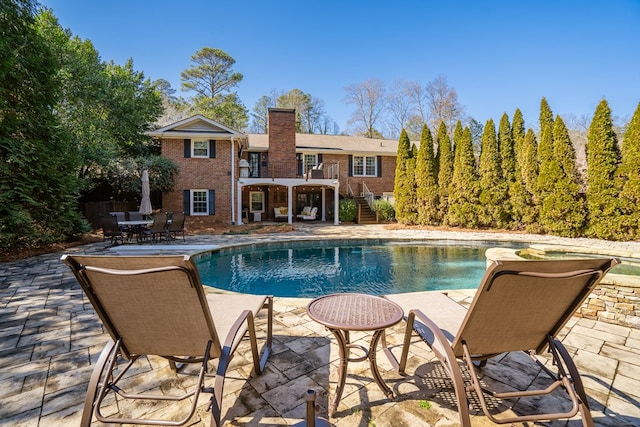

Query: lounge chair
left=385, top=258, right=619, bottom=427
left=297, top=206, right=318, bottom=221
left=61, top=254, right=273, bottom=427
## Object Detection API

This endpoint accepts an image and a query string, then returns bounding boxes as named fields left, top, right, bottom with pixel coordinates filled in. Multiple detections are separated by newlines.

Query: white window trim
left=191, top=189, right=209, bottom=215
left=353, top=155, right=377, bottom=177
left=249, top=191, right=265, bottom=213
left=192, top=140, right=209, bottom=158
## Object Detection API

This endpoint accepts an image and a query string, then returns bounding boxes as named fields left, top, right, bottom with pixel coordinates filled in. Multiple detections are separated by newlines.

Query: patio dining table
left=118, top=220, right=153, bottom=243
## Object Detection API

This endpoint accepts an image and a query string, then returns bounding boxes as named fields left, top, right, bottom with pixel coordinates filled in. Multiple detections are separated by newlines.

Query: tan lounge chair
left=385, top=258, right=619, bottom=427
left=61, top=254, right=273, bottom=427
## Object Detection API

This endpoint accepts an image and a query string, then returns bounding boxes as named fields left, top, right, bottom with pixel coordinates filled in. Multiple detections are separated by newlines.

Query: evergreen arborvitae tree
left=415, top=124, right=439, bottom=225
left=618, top=102, right=640, bottom=238
left=478, top=119, right=509, bottom=228
left=537, top=97, right=555, bottom=204
left=512, top=129, right=541, bottom=231
left=585, top=99, right=623, bottom=239
left=393, top=129, right=416, bottom=224
left=512, top=109, right=526, bottom=167
left=446, top=125, right=479, bottom=227
left=499, top=113, right=515, bottom=227
left=539, top=116, right=585, bottom=236
left=436, top=122, right=453, bottom=220
left=499, top=113, right=516, bottom=184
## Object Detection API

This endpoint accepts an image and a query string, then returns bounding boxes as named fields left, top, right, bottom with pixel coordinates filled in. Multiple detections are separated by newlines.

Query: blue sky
left=40, top=0, right=640, bottom=134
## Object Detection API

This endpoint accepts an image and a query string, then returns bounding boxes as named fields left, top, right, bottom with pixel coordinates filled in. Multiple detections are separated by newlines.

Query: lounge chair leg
left=551, top=339, right=594, bottom=427
left=81, top=339, right=117, bottom=427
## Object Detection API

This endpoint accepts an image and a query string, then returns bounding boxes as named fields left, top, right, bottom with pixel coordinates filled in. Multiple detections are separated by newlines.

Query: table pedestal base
left=327, top=328, right=395, bottom=417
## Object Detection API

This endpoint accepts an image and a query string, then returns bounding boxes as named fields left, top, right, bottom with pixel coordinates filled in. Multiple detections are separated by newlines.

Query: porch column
left=334, top=183, right=339, bottom=225
left=321, top=187, right=326, bottom=221
left=237, top=183, right=244, bottom=225
left=287, top=185, right=293, bottom=224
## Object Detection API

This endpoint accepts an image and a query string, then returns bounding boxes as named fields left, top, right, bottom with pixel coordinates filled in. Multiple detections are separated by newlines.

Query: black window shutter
left=209, top=140, right=216, bottom=158
left=183, top=190, right=190, bottom=215
left=317, top=153, right=323, bottom=164
left=184, top=139, right=191, bottom=158
left=296, top=153, right=303, bottom=176
left=377, top=156, right=382, bottom=177
left=208, top=190, right=215, bottom=215
left=348, top=155, right=353, bottom=177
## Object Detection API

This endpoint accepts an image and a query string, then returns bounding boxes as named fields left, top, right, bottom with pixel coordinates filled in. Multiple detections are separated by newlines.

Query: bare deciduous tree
left=426, top=74, right=465, bottom=132
left=343, top=77, right=387, bottom=138
left=386, top=79, right=416, bottom=139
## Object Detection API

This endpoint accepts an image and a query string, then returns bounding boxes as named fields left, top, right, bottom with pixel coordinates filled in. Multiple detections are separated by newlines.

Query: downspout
left=230, top=137, right=235, bottom=224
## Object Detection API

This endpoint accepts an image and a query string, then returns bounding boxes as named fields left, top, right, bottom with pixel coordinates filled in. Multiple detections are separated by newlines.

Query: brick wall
left=322, top=154, right=396, bottom=197
left=268, top=109, right=296, bottom=165
left=162, top=138, right=235, bottom=224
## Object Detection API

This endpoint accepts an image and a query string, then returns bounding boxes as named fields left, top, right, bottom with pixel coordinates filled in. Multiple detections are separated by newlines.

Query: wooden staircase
left=354, top=196, right=377, bottom=224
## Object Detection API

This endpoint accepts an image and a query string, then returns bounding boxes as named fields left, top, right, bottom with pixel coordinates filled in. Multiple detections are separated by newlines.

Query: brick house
left=148, top=108, right=399, bottom=226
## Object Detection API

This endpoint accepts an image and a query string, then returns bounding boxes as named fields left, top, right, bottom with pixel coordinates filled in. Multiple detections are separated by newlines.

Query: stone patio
left=1, top=224, right=639, bottom=426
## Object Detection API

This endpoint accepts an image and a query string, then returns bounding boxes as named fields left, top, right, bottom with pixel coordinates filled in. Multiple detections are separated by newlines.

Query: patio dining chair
left=61, top=254, right=273, bottom=427
left=385, top=257, right=619, bottom=427
left=100, top=214, right=126, bottom=244
left=143, top=213, right=169, bottom=242
left=168, top=211, right=186, bottom=241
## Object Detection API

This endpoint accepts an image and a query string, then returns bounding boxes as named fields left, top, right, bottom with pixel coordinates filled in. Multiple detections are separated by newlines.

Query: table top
left=118, top=220, right=153, bottom=226
left=307, top=293, right=404, bottom=331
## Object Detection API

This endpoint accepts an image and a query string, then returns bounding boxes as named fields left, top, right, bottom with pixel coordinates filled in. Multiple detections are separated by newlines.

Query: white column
left=287, top=185, right=293, bottom=224
left=237, top=182, right=244, bottom=225
left=321, top=187, right=326, bottom=221
left=334, top=183, right=339, bottom=225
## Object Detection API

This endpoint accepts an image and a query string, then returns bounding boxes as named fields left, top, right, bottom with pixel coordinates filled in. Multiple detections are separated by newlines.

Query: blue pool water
left=194, top=240, right=526, bottom=298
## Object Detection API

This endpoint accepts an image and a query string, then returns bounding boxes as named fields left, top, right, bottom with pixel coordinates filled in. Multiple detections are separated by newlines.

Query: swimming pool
left=194, top=240, right=527, bottom=298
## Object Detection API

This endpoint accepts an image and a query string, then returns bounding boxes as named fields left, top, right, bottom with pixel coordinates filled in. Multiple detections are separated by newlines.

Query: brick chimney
left=268, top=108, right=296, bottom=166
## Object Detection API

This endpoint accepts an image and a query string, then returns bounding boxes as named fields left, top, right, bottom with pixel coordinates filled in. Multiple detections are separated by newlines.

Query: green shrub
left=339, top=199, right=357, bottom=222
left=374, top=199, right=395, bottom=221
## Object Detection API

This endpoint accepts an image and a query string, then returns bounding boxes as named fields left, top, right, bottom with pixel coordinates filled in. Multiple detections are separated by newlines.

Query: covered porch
left=236, top=177, right=340, bottom=225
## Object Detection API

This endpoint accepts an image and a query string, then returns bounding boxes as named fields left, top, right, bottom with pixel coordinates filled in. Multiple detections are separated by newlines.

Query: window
left=303, top=154, right=317, bottom=171
left=353, top=155, right=377, bottom=176
left=191, top=190, right=208, bottom=215
left=248, top=152, right=260, bottom=177
left=250, top=191, right=264, bottom=213
left=192, top=140, right=209, bottom=157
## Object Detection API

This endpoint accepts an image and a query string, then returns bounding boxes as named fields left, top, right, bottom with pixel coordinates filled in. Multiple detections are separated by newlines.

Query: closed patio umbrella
left=139, top=169, right=152, bottom=216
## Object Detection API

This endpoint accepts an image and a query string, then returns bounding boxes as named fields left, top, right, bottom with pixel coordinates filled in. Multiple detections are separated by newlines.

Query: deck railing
left=248, top=161, right=339, bottom=181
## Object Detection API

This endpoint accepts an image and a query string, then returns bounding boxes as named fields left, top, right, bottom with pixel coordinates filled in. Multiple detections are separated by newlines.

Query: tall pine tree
left=446, top=125, right=479, bottom=227
left=585, top=99, right=622, bottom=239
left=415, top=124, right=439, bottom=224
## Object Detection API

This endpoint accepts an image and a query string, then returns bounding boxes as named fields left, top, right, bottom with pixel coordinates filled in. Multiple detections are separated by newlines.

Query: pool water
left=194, top=240, right=526, bottom=298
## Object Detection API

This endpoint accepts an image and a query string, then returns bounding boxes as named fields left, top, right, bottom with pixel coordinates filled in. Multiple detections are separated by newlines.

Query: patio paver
left=1, top=224, right=639, bottom=426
